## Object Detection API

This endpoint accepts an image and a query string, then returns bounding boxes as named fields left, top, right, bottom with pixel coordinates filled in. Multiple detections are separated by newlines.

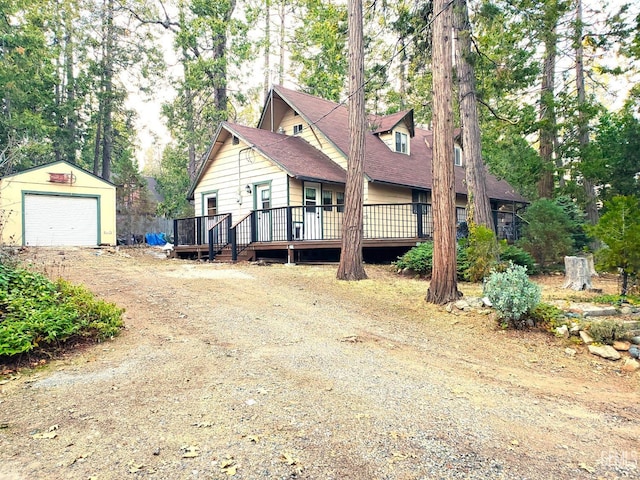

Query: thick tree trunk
left=537, top=4, right=558, bottom=199
left=575, top=0, right=598, bottom=225
left=337, top=0, right=367, bottom=281
left=278, top=0, right=285, bottom=85
left=426, top=0, right=461, bottom=304
left=453, top=0, right=494, bottom=231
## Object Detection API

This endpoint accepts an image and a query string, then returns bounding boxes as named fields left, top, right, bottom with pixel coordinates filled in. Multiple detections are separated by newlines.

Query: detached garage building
left=0, top=161, right=116, bottom=247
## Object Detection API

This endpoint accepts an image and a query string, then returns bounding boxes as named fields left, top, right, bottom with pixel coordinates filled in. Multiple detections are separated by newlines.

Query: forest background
left=1, top=0, right=639, bottom=226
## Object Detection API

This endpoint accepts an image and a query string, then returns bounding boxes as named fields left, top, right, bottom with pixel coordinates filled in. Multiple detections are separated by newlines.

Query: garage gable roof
left=1, top=160, right=116, bottom=186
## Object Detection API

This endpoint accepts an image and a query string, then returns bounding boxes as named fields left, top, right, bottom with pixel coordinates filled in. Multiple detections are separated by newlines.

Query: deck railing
left=173, top=203, right=519, bottom=259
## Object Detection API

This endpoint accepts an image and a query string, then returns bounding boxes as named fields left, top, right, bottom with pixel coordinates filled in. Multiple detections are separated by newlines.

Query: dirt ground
left=1, top=247, right=639, bottom=480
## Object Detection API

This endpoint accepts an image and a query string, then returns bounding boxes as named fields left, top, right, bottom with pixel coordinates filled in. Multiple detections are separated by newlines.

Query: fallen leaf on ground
left=128, top=464, right=144, bottom=473
left=221, top=464, right=237, bottom=476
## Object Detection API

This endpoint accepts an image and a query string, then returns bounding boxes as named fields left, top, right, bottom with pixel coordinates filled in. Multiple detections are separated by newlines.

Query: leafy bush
left=483, top=262, right=541, bottom=328
left=499, top=242, right=537, bottom=274
left=526, top=302, right=565, bottom=329
left=395, top=242, right=434, bottom=276
left=0, top=264, right=124, bottom=357
left=518, top=198, right=575, bottom=269
left=464, top=224, right=499, bottom=282
left=588, top=195, right=640, bottom=296
left=396, top=238, right=538, bottom=280
left=587, top=320, right=629, bottom=345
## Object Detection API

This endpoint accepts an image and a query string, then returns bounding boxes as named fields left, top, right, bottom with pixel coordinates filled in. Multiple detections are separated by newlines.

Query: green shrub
left=499, top=242, right=537, bottom=274
left=484, top=262, right=541, bottom=328
left=395, top=242, right=434, bottom=276
left=0, top=264, right=124, bottom=357
left=518, top=198, right=575, bottom=269
left=395, top=241, right=470, bottom=280
left=526, top=302, right=565, bottom=329
left=464, top=224, right=499, bottom=282
left=587, top=320, right=629, bottom=345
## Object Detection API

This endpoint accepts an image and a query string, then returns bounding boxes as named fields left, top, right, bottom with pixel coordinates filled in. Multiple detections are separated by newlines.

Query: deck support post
left=230, top=228, right=238, bottom=262
left=416, top=203, right=424, bottom=238
left=173, top=219, right=179, bottom=246
left=208, top=229, right=214, bottom=262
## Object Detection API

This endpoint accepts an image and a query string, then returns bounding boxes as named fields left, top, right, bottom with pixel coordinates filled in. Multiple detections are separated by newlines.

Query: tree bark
left=263, top=0, right=271, bottom=99
left=537, top=2, right=558, bottom=199
left=337, top=0, right=367, bottom=281
left=426, top=0, right=461, bottom=304
left=453, top=0, right=494, bottom=231
left=575, top=0, right=598, bottom=225
left=100, top=0, right=115, bottom=181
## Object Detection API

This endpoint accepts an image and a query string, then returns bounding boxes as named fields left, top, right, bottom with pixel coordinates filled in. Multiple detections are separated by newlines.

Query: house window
left=395, top=132, right=408, bottom=154
left=232, top=136, right=239, bottom=145
left=412, top=189, right=427, bottom=214
left=261, top=188, right=271, bottom=210
left=293, top=124, right=304, bottom=134
left=454, top=146, right=462, bottom=166
left=323, top=190, right=333, bottom=211
left=456, top=207, right=466, bottom=224
left=336, top=192, right=345, bottom=213
left=206, top=196, right=217, bottom=216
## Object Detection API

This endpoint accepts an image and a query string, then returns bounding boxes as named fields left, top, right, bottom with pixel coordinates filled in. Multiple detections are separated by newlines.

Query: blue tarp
left=145, top=232, right=167, bottom=246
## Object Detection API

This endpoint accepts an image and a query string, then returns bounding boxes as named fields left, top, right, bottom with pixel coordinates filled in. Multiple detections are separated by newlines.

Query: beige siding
left=194, top=136, right=289, bottom=219
left=0, top=161, right=116, bottom=246
left=365, top=182, right=412, bottom=204
left=378, top=124, right=411, bottom=155
left=277, top=110, right=348, bottom=170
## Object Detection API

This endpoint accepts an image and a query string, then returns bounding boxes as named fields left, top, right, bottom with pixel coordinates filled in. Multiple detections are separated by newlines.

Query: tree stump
left=563, top=256, right=593, bottom=291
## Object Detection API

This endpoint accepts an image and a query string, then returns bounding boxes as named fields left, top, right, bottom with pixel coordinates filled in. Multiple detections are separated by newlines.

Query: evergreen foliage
left=483, top=263, right=541, bottom=328
left=0, top=263, right=124, bottom=357
left=518, top=198, right=575, bottom=268
left=589, top=196, right=640, bottom=295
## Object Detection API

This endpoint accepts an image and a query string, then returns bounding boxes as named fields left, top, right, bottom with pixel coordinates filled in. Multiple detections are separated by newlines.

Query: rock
left=564, top=348, right=577, bottom=357
left=467, top=297, right=484, bottom=308
left=454, top=300, right=469, bottom=311
left=445, top=303, right=454, bottom=313
left=482, top=297, right=492, bottom=307
left=588, top=345, right=621, bottom=361
left=629, top=346, right=640, bottom=359
left=631, top=336, right=640, bottom=345
left=620, top=306, right=633, bottom=315
left=579, top=331, right=594, bottom=345
left=555, top=325, right=569, bottom=338
left=569, top=323, right=582, bottom=334
left=621, top=358, right=640, bottom=372
left=582, top=306, right=618, bottom=317
left=612, top=340, right=631, bottom=351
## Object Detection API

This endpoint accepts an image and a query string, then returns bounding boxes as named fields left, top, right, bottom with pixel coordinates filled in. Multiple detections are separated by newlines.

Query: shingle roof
left=225, top=122, right=346, bottom=184
left=271, top=85, right=526, bottom=203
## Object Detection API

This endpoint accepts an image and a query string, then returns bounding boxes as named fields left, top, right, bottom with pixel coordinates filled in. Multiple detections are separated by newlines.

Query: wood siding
left=194, top=135, right=289, bottom=220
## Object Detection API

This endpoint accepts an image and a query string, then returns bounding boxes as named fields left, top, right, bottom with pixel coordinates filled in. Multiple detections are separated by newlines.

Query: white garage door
left=24, top=194, right=98, bottom=246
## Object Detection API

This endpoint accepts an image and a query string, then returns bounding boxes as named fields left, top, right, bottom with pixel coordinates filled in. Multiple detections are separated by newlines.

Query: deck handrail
left=175, top=202, right=520, bottom=260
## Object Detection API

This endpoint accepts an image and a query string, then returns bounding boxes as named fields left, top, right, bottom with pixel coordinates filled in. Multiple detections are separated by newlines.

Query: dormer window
left=293, top=124, right=304, bottom=134
left=395, top=132, right=408, bottom=154
left=454, top=145, right=463, bottom=166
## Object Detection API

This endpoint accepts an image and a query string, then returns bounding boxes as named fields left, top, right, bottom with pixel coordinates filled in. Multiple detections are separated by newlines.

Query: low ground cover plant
left=0, top=262, right=124, bottom=358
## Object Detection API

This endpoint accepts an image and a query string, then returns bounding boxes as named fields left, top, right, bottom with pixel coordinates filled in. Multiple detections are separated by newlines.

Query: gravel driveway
left=0, top=248, right=638, bottom=480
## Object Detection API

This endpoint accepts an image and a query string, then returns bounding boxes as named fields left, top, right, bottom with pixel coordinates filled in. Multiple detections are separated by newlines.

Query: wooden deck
left=171, top=237, right=425, bottom=263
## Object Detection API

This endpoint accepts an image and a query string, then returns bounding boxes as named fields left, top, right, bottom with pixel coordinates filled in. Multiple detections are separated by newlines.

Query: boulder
left=612, top=340, right=631, bottom=351
left=579, top=331, right=594, bottom=345
left=588, top=345, right=621, bottom=361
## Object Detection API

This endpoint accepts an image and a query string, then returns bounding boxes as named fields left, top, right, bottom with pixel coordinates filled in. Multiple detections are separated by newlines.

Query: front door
left=256, top=184, right=272, bottom=241
left=304, top=182, right=322, bottom=240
